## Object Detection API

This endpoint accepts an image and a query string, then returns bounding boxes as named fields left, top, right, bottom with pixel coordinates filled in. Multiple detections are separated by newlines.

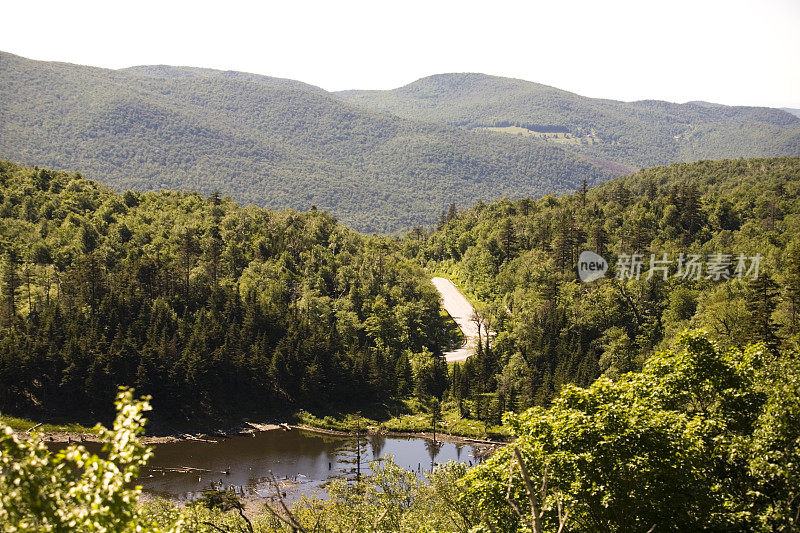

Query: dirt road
left=431, top=277, right=479, bottom=363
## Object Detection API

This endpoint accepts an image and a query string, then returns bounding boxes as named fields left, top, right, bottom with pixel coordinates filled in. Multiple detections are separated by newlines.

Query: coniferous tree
left=746, top=272, right=780, bottom=352
left=2, top=251, right=20, bottom=328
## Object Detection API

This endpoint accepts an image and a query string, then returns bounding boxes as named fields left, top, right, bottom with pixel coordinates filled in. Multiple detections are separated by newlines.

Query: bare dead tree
left=372, top=507, right=388, bottom=532
left=505, top=446, right=571, bottom=533
left=505, top=460, right=535, bottom=532
left=555, top=496, right=572, bottom=533
left=262, top=470, right=307, bottom=533
left=471, top=310, right=484, bottom=349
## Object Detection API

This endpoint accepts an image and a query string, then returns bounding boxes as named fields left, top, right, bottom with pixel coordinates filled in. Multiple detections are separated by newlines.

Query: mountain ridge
left=337, top=72, right=800, bottom=169
left=2, top=51, right=798, bottom=232
left=0, top=51, right=616, bottom=233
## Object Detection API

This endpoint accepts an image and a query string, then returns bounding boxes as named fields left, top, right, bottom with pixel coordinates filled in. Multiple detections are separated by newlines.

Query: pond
left=135, top=429, right=483, bottom=501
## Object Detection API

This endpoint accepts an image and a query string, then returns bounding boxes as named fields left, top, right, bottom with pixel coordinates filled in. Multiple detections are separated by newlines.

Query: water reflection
left=133, top=429, right=479, bottom=500
left=368, top=434, right=386, bottom=459
left=424, top=439, right=442, bottom=469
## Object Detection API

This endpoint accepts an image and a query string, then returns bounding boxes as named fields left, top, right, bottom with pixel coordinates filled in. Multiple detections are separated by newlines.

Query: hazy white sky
left=2, top=0, right=799, bottom=107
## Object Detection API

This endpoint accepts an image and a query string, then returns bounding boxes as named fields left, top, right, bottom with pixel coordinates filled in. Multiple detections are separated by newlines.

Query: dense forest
left=0, top=159, right=453, bottom=425
left=2, top=157, right=799, bottom=429
left=339, top=73, right=800, bottom=169
left=0, top=51, right=614, bottom=233
left=406, top=157, right=800, bottom=422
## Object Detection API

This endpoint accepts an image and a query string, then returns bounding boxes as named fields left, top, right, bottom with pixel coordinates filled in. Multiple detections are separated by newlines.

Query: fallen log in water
left=151, top=466, right=212, bottom=474
left=181, top=433, right=218, bottom=443
left=150, top=466, right=232, bottom=475
left=245, top=422, right=281, bottom=432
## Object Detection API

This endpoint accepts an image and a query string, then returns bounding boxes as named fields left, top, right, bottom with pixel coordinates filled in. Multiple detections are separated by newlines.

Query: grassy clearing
left=296, top=400, right=510, bottom=441
left=379, top=407, right=508, bottom=440
left=0, top=413, right=98, bottom=434
left=477, top=125, right=599, bottom=145
left=295, top=411, right=378, bottom=432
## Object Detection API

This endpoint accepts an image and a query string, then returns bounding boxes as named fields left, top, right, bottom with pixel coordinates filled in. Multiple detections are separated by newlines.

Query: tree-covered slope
left=0, top=159, right=453, bottom=424
left=0, top=52, right=615, bottom=233
left=406, top=157, right=800, bottom=412
left=338, top=73, right=800, bottom=169
left=122, top=64, right=329, bottom=93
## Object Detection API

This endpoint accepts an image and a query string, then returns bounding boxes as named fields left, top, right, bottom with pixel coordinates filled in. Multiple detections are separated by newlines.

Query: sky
left=2, top=0, right=799, bottom=108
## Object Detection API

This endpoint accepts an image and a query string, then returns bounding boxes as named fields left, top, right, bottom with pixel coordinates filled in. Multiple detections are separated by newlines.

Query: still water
left=136, top=429, right=481, bottom=501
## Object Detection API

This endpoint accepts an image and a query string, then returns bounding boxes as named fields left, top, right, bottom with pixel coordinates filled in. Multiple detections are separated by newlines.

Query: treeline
left=406, top=157, right=800, bottom=419
left=0, top=160, right=451, bottom=424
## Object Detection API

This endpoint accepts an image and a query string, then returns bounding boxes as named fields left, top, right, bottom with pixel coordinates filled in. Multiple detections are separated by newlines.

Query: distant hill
left=338, top=73, right=800, bottom=169
left=783, top=107, right=800, bottom=118
left=121, top=64, right=328, bottom=93
left=2, top=53, right=798, bottom=232
left=0, top=52, right=615, bottom=233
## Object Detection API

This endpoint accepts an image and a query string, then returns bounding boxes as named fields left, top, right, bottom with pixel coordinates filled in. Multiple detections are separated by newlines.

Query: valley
left=1, top=44, right=799, bottom=532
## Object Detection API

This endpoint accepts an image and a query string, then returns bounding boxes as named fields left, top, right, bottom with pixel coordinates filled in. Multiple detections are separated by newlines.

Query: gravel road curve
left=431, top=277, right=479, bottom=363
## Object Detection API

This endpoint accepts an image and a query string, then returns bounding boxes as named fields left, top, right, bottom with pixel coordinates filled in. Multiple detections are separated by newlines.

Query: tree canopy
left=0, top=160, right=450, bottom=425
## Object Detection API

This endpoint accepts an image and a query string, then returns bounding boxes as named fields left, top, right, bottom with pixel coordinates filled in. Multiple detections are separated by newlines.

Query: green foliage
left=461, top=330, right=800, bottom=532
left=0, top=415, right=96, bottom=435
left=340, top=72, right=800, bottom=170
left=0, top=52, right=614, bottom=233
left=0, top=160, right=451, bottom=424
left=409, top=157, right=800, bottom=411
left=282, top=457, right=481, bottom=532
left=0, top=388, right=179, bottom=532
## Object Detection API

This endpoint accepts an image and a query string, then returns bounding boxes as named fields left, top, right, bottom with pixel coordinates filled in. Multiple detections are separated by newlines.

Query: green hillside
left=783, top=107, right=800, bottom=118
left=408, top=157, right=800, bottom=409
left=0, top=52, right=615, bottom=233
left=4, top=53, right=799, bottom=234
left=0, top=159, right=454, bottom=424
left=338, top=73, right=800, bottom=169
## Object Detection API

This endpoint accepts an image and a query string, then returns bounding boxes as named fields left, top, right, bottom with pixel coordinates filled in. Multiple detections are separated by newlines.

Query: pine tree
left=746, top=272, right=780, bottom=352
left=2, top=251, right=20, bottom=328
left=446, top=202, right=457, bottom=222
left=581, top=179, right=588, bottom=207
left=178, top=227, right=200, bottom=306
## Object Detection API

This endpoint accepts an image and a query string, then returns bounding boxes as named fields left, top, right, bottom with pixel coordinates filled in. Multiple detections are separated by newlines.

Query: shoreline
left=15, top=421, right=506, bottom=451
left=293, top=423, right=503, bottom=449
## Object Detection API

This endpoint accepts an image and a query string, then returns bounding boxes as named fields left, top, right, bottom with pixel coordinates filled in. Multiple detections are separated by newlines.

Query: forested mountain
left=122, top=64, right=328, bottom=93
left=0, top=159, right=454, bottom=425
left=0, top=52, right=614, bottom=233
left=406, top=157, right=800, bottom=416
left=339, top=73, right=800, bottom=169
left=3, top=53, right=799, bottom=234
